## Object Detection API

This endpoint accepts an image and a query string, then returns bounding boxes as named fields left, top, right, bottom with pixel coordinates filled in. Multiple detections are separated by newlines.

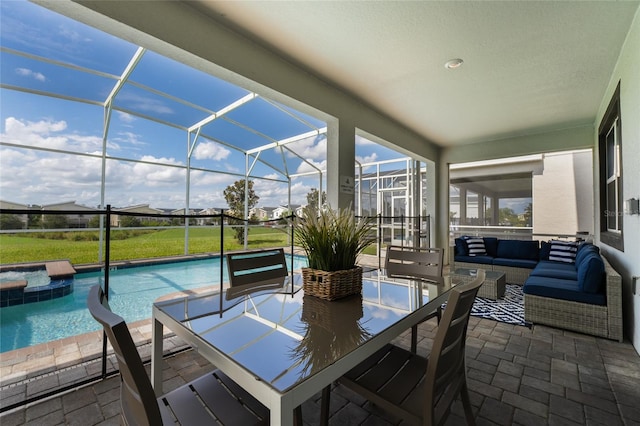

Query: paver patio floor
left=2, top=315, right=639, bottom=426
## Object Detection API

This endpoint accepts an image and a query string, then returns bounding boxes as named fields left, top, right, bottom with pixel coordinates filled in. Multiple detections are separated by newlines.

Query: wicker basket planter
left=302, top=266, right=363, bottom=301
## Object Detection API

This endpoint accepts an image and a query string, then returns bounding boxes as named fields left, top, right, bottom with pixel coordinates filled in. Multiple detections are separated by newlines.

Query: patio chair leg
left=411, top=306, right=442, bottom=353
left=460, top=381, right=475, bottom=425
left=320, top=384, right=331, bottom=425
left=294, top=405, right=303, bottom=426
left=411, top=324, right=418, bottom=353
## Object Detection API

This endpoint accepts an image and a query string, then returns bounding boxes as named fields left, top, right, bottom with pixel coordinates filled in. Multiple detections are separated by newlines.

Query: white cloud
left=7, top=117, right=66, bottom=133
left=40, top=156, right=182, bottom=206
left=296, top=158, right=326, bottom=174
left=121, top=156, right=186, bottom=187
left=356, top=152, right=378, bottom=164
left=289, top=181, right=314, bottom=203
left=117, top=92, right=173, bottom=115
left=0, top=146, right=103, bottom=206
left=288, top=135, right=326, bottom=160
left=1, top=117, right=103, bottom=152
left=138, top=155, right=183, bottom=166
left=355, top=135, right=376, bottom=146
left=189, top=170, right=237, bottom=187
left=252, top=178, right=311, bottom=207
left=110, top=131, right=146, bottom=150
left=224, top=163, right=241, bottom=173
left=58, top=24, right=91, bottom=43
left=0, top=138, right=316, bottom=209
left=189, top=191, right=227, bottom=208
left=15, top=67, right=46, bottom=82
left=116, top=111, right=135, bottom=124
left=193, top=141, right=231, bottom=161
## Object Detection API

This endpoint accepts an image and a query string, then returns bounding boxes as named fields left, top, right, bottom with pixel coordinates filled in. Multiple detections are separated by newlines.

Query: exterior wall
left=272, top=207, right=288, bottom=219
left=249, top=208, right=268, bottom=220
left=111, top=205, right=164, bottom=227
left=41, top=201, right=98, bottom=228
left=532, top=150, right=593, bottom=237
left=196, top=208, right=219, bottom=225
left=0, top=200, right=29, bottom=210
left=0, top=200, right=29, bottom=228
left=595, top=8, right=640, bottom=353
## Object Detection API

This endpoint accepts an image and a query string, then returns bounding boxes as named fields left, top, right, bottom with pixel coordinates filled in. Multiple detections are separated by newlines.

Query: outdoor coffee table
left=452, top=268, right=506, bottom=300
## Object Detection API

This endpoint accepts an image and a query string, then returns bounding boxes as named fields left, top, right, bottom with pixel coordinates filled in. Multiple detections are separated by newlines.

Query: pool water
left=0, top=255, right=308, bottom=353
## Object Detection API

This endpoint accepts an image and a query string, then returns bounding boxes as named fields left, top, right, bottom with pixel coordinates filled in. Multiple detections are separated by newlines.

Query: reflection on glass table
left=151, top=273, right=454, bottom=426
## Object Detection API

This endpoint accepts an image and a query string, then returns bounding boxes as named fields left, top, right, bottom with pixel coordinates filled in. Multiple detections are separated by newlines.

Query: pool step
left=46, top=261, right=76, bottom=279
left=0, top=280, right=27, bottom=291
left=1, top=276, right=74, bottom=307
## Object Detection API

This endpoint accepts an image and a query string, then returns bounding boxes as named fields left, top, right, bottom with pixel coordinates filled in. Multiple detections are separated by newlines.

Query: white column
left=326, top=119, right=355, bottom=210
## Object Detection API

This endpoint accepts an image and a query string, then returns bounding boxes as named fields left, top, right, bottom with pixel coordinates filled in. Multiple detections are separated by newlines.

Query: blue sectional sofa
left=454, top=237, right=540, bottom=284
left=452, top=237, right=622, bottom=341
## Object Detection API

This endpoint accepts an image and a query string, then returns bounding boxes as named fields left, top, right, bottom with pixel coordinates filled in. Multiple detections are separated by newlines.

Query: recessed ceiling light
left=444, top=58, right=464, bottom=69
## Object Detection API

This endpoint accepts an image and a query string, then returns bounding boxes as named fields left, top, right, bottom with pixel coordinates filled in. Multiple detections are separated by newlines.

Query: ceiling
left=187, top=1, right=639, bottom=148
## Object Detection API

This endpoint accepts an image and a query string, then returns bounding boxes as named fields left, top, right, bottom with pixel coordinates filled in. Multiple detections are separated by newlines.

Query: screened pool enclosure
left=1, top=1, right=435, bottom=263
left=0, top=1, right=426, bottom=412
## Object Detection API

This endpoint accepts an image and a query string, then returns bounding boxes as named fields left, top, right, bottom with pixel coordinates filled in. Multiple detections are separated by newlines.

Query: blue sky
left=0, top=0, right=405, bottom=210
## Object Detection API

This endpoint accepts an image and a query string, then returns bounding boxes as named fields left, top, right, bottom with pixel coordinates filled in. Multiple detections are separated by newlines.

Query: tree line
left=1, top=180, right=327, bottom=247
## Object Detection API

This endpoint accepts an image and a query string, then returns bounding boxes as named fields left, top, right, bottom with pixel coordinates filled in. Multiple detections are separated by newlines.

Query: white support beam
left=105, top=46, right=145, bottom=107
left=188, top=93, right=258, bottom=132
left=246, top=128, right=327, bottom=155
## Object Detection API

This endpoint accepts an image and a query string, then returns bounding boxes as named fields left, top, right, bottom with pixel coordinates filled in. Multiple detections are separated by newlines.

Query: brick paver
left=1, top=316, right=639, bottom=425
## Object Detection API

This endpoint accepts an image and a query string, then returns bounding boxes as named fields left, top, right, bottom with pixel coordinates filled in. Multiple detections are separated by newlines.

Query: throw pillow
left=539, top=241, right=552, bottom=260
left=548, top=240, right=579, bottom=263
left=577, top=252, right=605, bottom=293
left=466, top=238, right=487, bottom=256
left=455, top=238, right=469, bottom=256
left=483, top=237, right=499, bottom=257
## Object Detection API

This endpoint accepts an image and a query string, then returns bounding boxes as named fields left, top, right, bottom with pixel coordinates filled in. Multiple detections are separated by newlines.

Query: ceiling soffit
left=188, top=1, right=640, bottom=147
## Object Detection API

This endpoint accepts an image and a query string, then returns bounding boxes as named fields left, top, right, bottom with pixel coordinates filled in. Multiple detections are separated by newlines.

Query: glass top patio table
left=151, top=272, right=455, bottom=425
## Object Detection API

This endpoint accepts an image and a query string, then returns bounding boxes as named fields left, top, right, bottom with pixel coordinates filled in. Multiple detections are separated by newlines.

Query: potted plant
left=293, top=206, right=375, bottom=300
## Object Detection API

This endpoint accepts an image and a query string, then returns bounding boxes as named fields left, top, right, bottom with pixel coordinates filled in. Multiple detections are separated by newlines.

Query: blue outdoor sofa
left=452, top=237, right=622, bottom=341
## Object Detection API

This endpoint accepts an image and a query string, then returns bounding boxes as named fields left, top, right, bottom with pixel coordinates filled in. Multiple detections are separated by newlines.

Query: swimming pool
left=0, top=254, right=308, bottom=353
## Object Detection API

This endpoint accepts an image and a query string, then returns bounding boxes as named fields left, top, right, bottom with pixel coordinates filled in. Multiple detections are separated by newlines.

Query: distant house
left=171, top=208, right=200, bottom=225
left=271, top=206, right=289, bottom=219
left=249, top=207, right=268, bottom=220
left=171, top=208, right=198, bottom=216
left=41, top=201, right=98, bottom=228
left=111, top=204, right=165, bottom=227
left=271, top=205, right=302, bottom=219
left=0, top=200, right=30, bottom=229
left=196, top=207, right=220, bottom=225
left=262, top=207, right=277, bottom=221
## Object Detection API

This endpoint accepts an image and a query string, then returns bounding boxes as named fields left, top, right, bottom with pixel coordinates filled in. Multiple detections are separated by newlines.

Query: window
left=598, top=82, right=623, bottom=250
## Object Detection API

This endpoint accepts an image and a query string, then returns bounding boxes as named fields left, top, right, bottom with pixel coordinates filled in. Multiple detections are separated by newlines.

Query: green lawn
left=0, top=226, right=292, bottom=265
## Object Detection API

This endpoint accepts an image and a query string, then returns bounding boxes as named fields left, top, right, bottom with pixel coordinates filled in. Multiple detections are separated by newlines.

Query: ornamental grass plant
left=294, top=207, right=375, bottom=272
